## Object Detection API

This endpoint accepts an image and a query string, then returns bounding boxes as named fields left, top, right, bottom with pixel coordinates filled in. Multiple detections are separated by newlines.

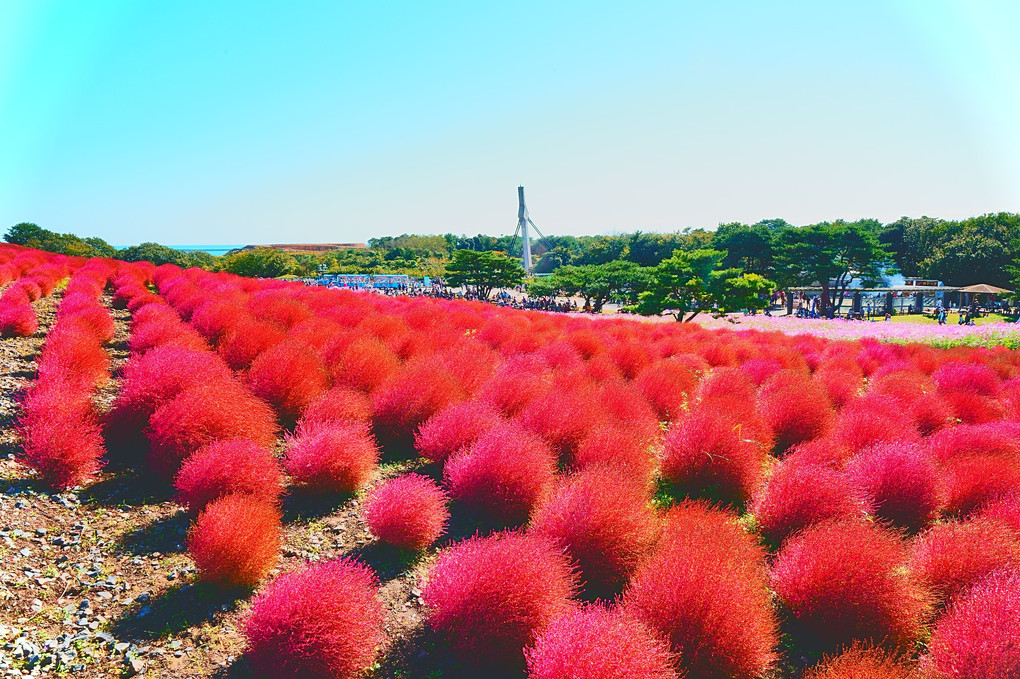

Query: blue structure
left=314, top=274, right=411, bottom=290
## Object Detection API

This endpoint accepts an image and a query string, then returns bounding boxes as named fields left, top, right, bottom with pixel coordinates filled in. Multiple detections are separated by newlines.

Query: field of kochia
left=1, top=242, right=1018, bottom=679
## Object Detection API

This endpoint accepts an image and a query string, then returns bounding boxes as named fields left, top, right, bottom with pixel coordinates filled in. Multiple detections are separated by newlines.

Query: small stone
left=18, top=548, right=30, bottom=557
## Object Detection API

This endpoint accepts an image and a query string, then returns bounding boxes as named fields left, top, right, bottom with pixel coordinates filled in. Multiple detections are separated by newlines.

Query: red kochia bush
left=802, top=643, right=919, bottom=679
left=759, top=371, right=835, bottom=453
left=243, top=558, right=385, bottom=679
left=218, top=317, right=286, bottom=371
left=573, top=425, right=657, bottom=488
left=770, top=521, right=930, bottom=652
left=364, top=474, right=449, bottom=551
left=284, top=422, right=379, bottom=493
left=845, top=442, right=943, bottom=532
left=921, top=568, right=1020, bottom=679
left=933, top=361, right=1001, bottom=397
left=833, top=396, right=917, bottom=455
left=525, top=605, right=677, bottom=679
left=908, top=518, right=1020, bottom=608
left=0, top=303, right=37, bottom=337
left=978, top=493, right=1020, bottom=534
left=623, top=502, right=778, bottom=679
left=146, top=381, right=279, bottom=478
left=661, top=407, right=768, bottom=508
left=187, top=495, right=281, bottom=588
left=18, top=394, right=105, bottom=490
left=941, top=455, right=1020, bottom=516
left=247, top=341, right=330, bottom=424
left=634, top=358, right=699, bottom=422
left=330, top=336, right=401, bottom=393
left=444, top=422, right=557, bottom=526
left=173, top=439, right=284, bottom=512
left=372, top=361, right=464, bottom=449
left=752, top=458, right=871, bottom=547
left=530, top=467, right=660, bottom=598
left=413, top=399, right=502, bottom=465
left=298, top=386, right=373, bottom=428
left=422, top=531, right=578, bottom=669
left=520, top=383, right=601, bottom=459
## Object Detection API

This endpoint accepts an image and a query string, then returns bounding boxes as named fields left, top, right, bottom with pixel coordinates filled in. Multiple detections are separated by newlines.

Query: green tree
left=218, top=247, right=296, bottom=278
left=529, top=260, right=647, bottom=311
left=444, top=249, right=524, bottom=299
left=712, top=222, right=777, bottom=275
left=4, top=222, right=47, bottom=245
left=923, top=212, right=1020, bottom=288
left=119, top=242, right=194, bottom=267
left=775, top=221, right=890, bottom=315
left=632, top=249, right=774, bottom=322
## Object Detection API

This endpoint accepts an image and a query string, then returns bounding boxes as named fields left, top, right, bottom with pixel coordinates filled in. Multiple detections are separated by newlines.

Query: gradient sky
left=1, top=0, right=1018, bottom=245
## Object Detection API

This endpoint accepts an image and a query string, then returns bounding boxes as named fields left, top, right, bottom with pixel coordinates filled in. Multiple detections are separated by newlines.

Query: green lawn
left=888, top=312, right=1017, bottom=325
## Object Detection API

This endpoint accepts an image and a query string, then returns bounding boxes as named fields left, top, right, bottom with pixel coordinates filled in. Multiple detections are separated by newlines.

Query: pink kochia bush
left=187, top=495, right=281, bottom=588
left=413, top=399, right=502, bottom=465
left=17, top=384, right=105, bottom=490
left=443, top=421, right=557, bottom=526
left=364, top=474, right=449, bottom=551
left=422, top=531, right=578, bottom=669
left=243, top=558, right=385, bottom=679
left=525, top=605, right=678, bottom=679
left=284, top=422, right=380, bottom=493
left=921, top=568, right=1020, bottom=679
left=845, top=442, right=943, bottom=532
left=770, top=521, right=931, bottom=653
left=173, top=439, right=284, bottom=512
left=624, top=502, right=778, bottom=679
left=530, top=467, right=660, bottom=598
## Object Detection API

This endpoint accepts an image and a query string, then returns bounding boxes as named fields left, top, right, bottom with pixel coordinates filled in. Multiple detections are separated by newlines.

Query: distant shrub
left=187, top=495, right=281, bottom=588
left=661, top=407, right=768, bottom=508
left=623, top=502, right=778, bottom=679
left=422, top=531, right=577, bottom=669
left=364, top=473, right=449, bottom=551
left=770, top=520, right=930, bottom=653
left=751, top=458, right=871, bottom=547
left=413, top=400, right=502, bottom=465
left=284, top=422, right=379, bottom=494
left=444, top=421, right=557, bottom=526
left=525, top=605, right=677, bottom=679
left=173, top=439, right=284, bottom=512
left=908, top=518, right=1020, bottom=609
left=531, top=467, right=659, bottom=598
left=845, top=442, right=943, bottom=532
left=247, top=341, right=330, bottom=424
left=920, top=568, right=1020, bottom=679
left=243, top=558, right=385, bottom=679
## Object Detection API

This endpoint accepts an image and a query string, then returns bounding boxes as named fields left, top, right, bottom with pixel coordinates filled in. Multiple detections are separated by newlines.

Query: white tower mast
left=518, top=186, right=532, bottom=273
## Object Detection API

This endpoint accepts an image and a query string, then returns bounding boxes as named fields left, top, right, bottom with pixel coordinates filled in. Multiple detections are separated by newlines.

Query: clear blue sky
left=1, top=0, right=1018, bottom=245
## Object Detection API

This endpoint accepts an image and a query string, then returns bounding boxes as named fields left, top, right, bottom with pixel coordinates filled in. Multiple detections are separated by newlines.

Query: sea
left=114, top=245, right=243, bottom=256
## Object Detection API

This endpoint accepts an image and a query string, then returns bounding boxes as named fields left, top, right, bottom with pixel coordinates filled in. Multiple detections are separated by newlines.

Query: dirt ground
left=0, top=292, right=462, bottom=678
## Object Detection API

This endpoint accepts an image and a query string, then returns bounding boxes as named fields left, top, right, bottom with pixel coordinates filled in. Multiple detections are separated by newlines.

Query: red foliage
left=520, top=382, right=601, bottom=458
left=530, top=467, right=659, bottom=598
left=525, top=605, right=677, bottom=679
left=759, top=371, right=835, bottom=453
left=803, top=644, right=919, bottom=679
left=833, top=396, right=917, bottom=454
left=444, top=421, right=558, bottom=526
left=661, top=407, right=768, bottom=508
left=977, top=493, right=1020, bottom=535
left=173, top=439, right=284, bottom=512
left=35, top=319, right=110, bottom=388
left=845, top=442, right=943, bottom=532
left=329, top=336, right=401, bottom=393
left=372, top=361, right=464, bottom=449
left=921, top=568, right=1020, bottom=679
left=17, top=389, right=104, bottom=490
left=284, top=422, right=379, bottom=493
left=187, top=495, right=281, bottom=587
left=752, top=458, right=871, bottom=546
left=218, top=317, right=286, bottom=371
left=694, top=367, right=756, bottom=404
left=413, top=400, right=502, bottom=465
left=623, top=502, right=778, bottom=679
left=908, top=518, right=1020, bottom=608
left=0, top=302, right=37, bottom=337
left=933, top=361, right=1001, bottom=397
left=941, top=455, right=1020, bottom=516
left=476, top=356, right=550, bottom=416
left=298, top=386, right=373, bottom=428
left=813, top=365, right=864, bottom=409
left=573, top=425, right=657, bottom=488
left=242, top=558, right=385, bottom=679
left=770, top=521, right=930, bottom=652
left=364, top=473, right=449, bottom=551
left=146, top=381, right=279, bottom=478
left=422, top=531, right=578, bottom=669
left=634, top=358, right=699, bottom=422
left=247, top=341, right=330, bottom=424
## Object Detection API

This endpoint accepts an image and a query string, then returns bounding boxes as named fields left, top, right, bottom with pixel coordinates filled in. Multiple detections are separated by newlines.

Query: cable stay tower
left=509, top=186, right=554, bottom=274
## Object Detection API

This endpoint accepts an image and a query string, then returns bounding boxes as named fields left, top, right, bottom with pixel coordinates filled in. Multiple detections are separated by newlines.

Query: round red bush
left=187, top=495, right=281, bottom=588
left=444, top=421, right=557, bottom=526
left=284, top=422, right=379, bottom=493
left=920, top=568, right=1020, bottom=679
left=364, top=473, right=449, bottom=551
left=525, top=605, right=677, bottom=679
left=413, top=399, right=502, bottom=465
left=833, top=396, right=917, bottom=455
left=530, top=467, right=660, bottom=598
left=759, top=371, right=835, bottom=453
left=422, top=531, right=578, bottom=669
left=218, top=317, right=286, bottom=371
left=845, top=442, right=943, bottom=532
left=661, top=407, right=768, bottom=508
left=803, top=643, right=919, bottom=679
left=977, top=493, right=1020, bottom=535
left=908, top=518, right=1020, bottom=608
left=933, top=361, right=1001, bottom=397
left=634, top=358, right=699, bottom=422
left=243, top=558, right=385, bottom=679
left=770, top=520, right=930, bottom=652
left=623, top=502, right=778, bottom=679
left=18, top=406, right=105, bottom=490
left=298, top=386, right=373, bottom=428
left=573, top=425, right=657, bottom=488
left=372, top=361, right=464, bottom=450
left=173, top=439, right=284, bottom=512
left=247, top=341, right=330, bottom=424
left=0, top=303, right=38, bottom=337
left=751, top=458, right=871, bottom=547
left=330, top=336, right=401, bottom=393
